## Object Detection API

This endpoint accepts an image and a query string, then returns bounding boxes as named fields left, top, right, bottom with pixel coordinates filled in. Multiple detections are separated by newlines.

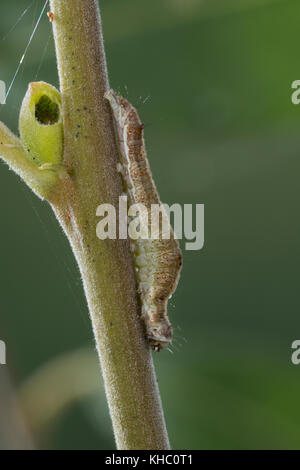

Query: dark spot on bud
left=35, top=95, right=60, bottom=125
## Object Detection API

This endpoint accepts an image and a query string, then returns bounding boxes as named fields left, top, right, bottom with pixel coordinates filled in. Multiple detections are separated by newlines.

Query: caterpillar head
left=147, top=320, right=173, bottom=352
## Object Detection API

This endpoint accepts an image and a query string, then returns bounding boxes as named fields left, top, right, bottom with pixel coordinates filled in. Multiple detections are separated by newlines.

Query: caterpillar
left=105, top=89, right=182, bottom=352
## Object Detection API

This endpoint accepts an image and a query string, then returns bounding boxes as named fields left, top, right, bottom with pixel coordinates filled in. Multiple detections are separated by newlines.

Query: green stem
left=49, top=0, right=170, bottom=449
left=0, top=122, right=58, bottom=200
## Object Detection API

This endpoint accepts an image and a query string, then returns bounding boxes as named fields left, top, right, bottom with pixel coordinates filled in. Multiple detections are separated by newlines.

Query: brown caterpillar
left=105, top=89, right=182, bottom=352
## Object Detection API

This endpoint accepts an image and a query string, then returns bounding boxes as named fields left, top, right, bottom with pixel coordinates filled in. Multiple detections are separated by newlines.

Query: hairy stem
left=0, top=122, right=58, bottom=199
left=49, top=0, right=170, bottom=449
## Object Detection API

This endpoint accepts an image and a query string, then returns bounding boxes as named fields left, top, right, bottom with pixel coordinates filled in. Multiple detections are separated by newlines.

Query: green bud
left=19, top=81, right=63, bottom=166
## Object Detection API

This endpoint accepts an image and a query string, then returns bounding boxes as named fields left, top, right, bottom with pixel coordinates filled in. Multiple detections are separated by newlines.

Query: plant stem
left=49, top=0, right=170, bottom=449
left=0, top=122, right=58, bottom=199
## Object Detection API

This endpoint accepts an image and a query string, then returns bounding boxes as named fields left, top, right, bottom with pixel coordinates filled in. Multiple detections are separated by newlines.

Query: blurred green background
left=1, top=0, right=300, bottom=450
